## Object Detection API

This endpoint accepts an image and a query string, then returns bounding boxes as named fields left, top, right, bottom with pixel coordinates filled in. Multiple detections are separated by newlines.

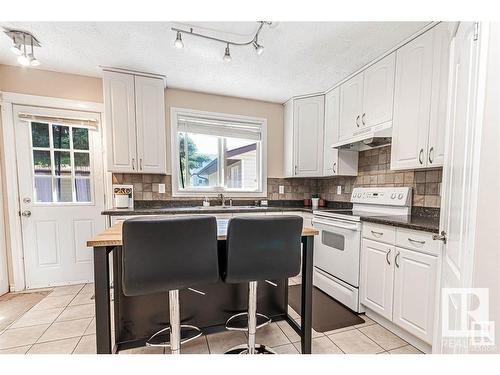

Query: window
left=30, top=121, right=93, bottom=204
left=171, top=109, right=267, bottom=197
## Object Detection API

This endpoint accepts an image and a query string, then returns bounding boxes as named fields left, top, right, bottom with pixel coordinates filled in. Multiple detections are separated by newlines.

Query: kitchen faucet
left=219, top=193, right=226, bottom=207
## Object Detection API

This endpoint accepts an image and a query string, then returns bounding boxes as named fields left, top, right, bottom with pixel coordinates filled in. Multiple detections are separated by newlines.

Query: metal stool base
left=225, top=343, right=276, bottom=354
left=146, top=324, right=202, bottom=348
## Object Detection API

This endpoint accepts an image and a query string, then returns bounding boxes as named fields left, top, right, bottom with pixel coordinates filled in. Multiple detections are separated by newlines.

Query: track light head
left=174, top=31, right=184, bottom=49
left=223, top=44, right=232, bottom=62
left=17, top=54, right=30, bottom=66
left=253, top=41, right=264, bottom=55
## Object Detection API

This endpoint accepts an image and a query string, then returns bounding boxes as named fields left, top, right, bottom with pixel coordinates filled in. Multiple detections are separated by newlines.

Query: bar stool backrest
left=122, top=216, right=219, bottom=296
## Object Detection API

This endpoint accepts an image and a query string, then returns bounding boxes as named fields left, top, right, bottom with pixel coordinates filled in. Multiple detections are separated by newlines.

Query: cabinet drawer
left=362, top=222, right=396, bottom=244
left=396, top=228, right=440, bottom=256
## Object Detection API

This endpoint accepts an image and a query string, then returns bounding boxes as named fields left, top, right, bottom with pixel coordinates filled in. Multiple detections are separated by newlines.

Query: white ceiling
left=0, top=22, right=430, bottom=103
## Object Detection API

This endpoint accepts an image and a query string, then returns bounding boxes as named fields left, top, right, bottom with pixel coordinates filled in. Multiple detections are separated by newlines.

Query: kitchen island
left=87, top=219, right=319, bottom=354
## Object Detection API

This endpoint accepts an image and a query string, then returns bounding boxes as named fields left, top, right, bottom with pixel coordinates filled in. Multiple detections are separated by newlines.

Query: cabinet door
left=428, top=23, right=454, bottom=167
left=362, top=52, right=396, bottom=128
left=283, top=100, right=295, bottom=177
left=391, top=30, right=434, bottom=170
left=339, top=73, right=364, bottom=140
left=392, top=247, right=438, bottom=344
left=323, top=88, right=340, bottom=176
left=293, top=95, right=325, bottom=177
left=134, top=76, right=166, bottom=174
left=103, top=71, right=137, bottom=173
left=360, top=239, right=395, bottom=320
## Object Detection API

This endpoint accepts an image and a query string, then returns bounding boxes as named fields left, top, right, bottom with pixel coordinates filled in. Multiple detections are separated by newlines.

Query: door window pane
left=34, top=176, right=52, bottom=202
left=74, top=153, right=90, bottom=176
left=54, top=177, right=73, bottom=202
left=179, top=133, right=219, bottom=189
left=225, top=137, right=258, bottom=190
left=31, top=122, right=50, bottom=148
left=54, top=151, right=71, bottom=176
left=33, top=150, right=52, bottom=175
left=72, top=128, right=89, bottom=150
left=52, top=124, right=70, bottom=149
left=75, top=178, right=91, bottom=202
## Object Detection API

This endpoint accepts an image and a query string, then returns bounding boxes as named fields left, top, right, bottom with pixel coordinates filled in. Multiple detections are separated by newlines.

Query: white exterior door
left=393, top=247, right=438, bottom=344
left=293, top=95, right=324, bottom=177
left=339, top=73, right=364, bottom=141
left=435, top=22, right=484, bottom=353
left=391, top=29, right=434, bottom=170
left=360, top=239, right=395, bottom=320
left=362, top=52, right=396, bottom=128
left=134, top=75, right=166, bottom=174
left=14, top=106, right=106, bottom=289
left=0, top=161, right=9, bottom=295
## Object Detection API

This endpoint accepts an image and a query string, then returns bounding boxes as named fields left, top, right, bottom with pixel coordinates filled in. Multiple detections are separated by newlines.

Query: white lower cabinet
left=360, top=239, right=395, bottom=320
left=360, top=223, right=439, bottom=345
left=392, top=247, right=438, bottom=343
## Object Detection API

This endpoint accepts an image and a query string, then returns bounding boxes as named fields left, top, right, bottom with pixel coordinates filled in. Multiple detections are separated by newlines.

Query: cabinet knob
left=428, top=147, right=434, bottom=164
left=356, top=115, right=360, bottom=127
left=332, top=162, right=337, bottom=174
left=139, top=158, right=143, bottom=170
left=418, top=149, right=424, bottom=165
left=132, top=158, right=135, bottom=170
left=395, top=251, right=400, bottom=268
left=362, top=113, right=366, bottom=126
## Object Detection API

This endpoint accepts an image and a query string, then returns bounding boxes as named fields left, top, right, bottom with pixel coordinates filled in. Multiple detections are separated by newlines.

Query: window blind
left=18, top=113, right=99, bottom=129
left=177, top=115, right=262, bottom=141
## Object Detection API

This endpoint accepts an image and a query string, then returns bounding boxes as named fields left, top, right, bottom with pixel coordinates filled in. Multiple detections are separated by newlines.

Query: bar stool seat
left=121, top=216, right=219, bottom=354
left=221, top=216, right=303, bottom=354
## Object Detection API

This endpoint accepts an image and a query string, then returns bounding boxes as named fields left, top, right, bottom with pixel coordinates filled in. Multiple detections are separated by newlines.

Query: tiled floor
left=0, top=282, right=423, bottom=354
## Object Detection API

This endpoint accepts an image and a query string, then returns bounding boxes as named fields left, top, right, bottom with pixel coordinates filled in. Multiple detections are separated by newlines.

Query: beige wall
left=165, top=88, right=283, bottom=177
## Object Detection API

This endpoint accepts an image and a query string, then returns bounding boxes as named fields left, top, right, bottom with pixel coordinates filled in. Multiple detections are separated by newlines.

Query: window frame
left=170, top=107, right=267, bottom=197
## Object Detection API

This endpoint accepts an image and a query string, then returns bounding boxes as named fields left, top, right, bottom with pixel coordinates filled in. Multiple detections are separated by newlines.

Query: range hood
left=331, top=122, right=392, bottom=151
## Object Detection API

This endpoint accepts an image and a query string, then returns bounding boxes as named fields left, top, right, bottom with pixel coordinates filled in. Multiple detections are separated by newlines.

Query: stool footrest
left=146, top=324, right=202, bottom=348
left=225, top=312, right=271, bottom=331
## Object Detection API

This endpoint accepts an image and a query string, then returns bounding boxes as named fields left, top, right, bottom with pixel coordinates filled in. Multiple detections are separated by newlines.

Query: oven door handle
left=312, top=219, right=360, bottom=231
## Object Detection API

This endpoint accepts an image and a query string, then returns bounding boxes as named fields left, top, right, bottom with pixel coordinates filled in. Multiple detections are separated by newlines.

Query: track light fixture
left=172, top=21, right=272, bottom=62
left=4, top=28, right=42, bottom=67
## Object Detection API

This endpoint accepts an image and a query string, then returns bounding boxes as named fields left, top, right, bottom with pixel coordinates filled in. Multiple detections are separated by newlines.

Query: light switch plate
left=337, top=186, right=342, bottom=194
left=158, top=183, right=166, bottom=194
left=279, top=185, right=285, bottom=194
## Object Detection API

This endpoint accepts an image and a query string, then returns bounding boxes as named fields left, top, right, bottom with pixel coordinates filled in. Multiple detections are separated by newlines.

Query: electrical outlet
left=158, top=183, right=166, bottom=194
left=337, top=185, right=342, bottom=195
left=279, top=185, right=285, bottom=194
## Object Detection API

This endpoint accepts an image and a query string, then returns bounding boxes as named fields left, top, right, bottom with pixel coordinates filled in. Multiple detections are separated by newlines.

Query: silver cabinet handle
left=332, top=162, right=337, bottom=174
left=408, top=238, right=426, bottom=245
left=395, top=251, right=400, bottom=268
left=428, top=147, right=434, bottom=164
left=21, top=210, right=31, bottom=218
left=294, top=165, right=298, bottom=175
left=132, top=158, right=135, bottom=170
left=356, top=115, right=360, bottom=127
left=386, top=249, right=391, bottom=265
left=432, top=231, right=447, bottom=244
left=418, top=149, right=424, bottom=165
left=371, top=230, right=384, bottom=238
left=139, top=158, right=143, bottom=170
left=362, top=113, right=366, bottom=126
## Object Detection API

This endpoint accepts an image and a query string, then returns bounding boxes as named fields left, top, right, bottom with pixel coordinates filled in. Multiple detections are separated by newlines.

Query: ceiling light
left=223, top=44, right=232, bottom=62
left=17, top=54, right=30, bottom=66
left=174, top=31, right=184, bottom=49
left=4, top=29, right=42, bottom=67
left=29, top=54, right=40, bottom=67
left=10, top=43, right=22, bottom=55
left=253, top=41, right=264, bottom=55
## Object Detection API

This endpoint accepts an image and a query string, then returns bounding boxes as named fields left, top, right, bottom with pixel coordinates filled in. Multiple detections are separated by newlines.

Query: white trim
left=0, top=91, right=108, bottom=291
left=170, top=107, right=268, bottom=198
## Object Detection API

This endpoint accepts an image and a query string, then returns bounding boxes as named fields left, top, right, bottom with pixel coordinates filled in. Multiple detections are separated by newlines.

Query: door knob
left=432, top=231, right=447, bottom=244
left=21, top=210, right=31, bottom=217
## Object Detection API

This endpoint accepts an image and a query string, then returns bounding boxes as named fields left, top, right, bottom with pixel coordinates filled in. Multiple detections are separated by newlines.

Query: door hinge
left=473, top=22, right=479, bottom=41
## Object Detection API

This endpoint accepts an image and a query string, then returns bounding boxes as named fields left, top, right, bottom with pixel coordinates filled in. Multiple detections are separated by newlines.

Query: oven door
left=312, top=217, right=361, bottom=287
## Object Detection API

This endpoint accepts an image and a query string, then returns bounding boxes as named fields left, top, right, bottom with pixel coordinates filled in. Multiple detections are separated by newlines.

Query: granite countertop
left=359, top=214, right=440, bottom=233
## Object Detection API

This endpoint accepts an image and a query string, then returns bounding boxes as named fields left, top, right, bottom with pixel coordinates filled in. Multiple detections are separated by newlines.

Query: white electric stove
left=311, top=187, right=412, bottom=312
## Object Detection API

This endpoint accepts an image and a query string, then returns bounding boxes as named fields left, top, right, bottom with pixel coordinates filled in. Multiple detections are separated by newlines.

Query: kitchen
left=0, top=2, right=499, bottom=368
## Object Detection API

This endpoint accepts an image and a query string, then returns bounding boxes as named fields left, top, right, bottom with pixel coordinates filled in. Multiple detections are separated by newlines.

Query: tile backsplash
left=112, top=146, right=442, bottom=208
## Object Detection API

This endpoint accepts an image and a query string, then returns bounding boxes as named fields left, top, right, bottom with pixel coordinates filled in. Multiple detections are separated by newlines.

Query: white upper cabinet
left=339, top=72, right=364, bottom=141
left=362, top=53, right=396, bottom=128
left=324, top=88, right=358, bottom=176
left=104, top=71, right=137, bottom=173
left=293, top=95, right=325, bottom=177
left=134, top=76, right=166, bottom=174
left=391, top=23, right=453, bottom=170
left=104, top=70, right=166, bottom=174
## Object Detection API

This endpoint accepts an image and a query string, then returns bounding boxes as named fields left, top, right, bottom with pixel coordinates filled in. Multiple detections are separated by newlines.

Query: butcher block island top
left=87, top=219, right=319, bottom=247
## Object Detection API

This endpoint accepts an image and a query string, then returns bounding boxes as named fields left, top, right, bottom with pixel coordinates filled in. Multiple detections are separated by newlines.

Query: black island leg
left=93, top=246, right=113, bottom=354
left=300, top=235, right=314, bottom=354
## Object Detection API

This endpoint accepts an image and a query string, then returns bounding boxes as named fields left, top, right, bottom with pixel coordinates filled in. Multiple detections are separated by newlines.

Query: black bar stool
left=121, top=216, right=219, bottom=354
left=222, top=215, right=303, bottom=354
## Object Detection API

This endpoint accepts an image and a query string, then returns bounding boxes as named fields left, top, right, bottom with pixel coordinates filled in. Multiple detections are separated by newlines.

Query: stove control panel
left=351, top=187, right=412, bottom=206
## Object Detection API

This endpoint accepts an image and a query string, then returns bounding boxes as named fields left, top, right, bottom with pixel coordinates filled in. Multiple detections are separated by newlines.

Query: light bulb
left=11, top=44, right=22, bottom=55
left=223, top=44, right=232, bottom=62
left=29, top=54, right=40, bottom=67
left=17, top=54, right=30, bottom=66
left=255, top=44, right=264, bottom=55
left=174, top=31, right=184, bottom=49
